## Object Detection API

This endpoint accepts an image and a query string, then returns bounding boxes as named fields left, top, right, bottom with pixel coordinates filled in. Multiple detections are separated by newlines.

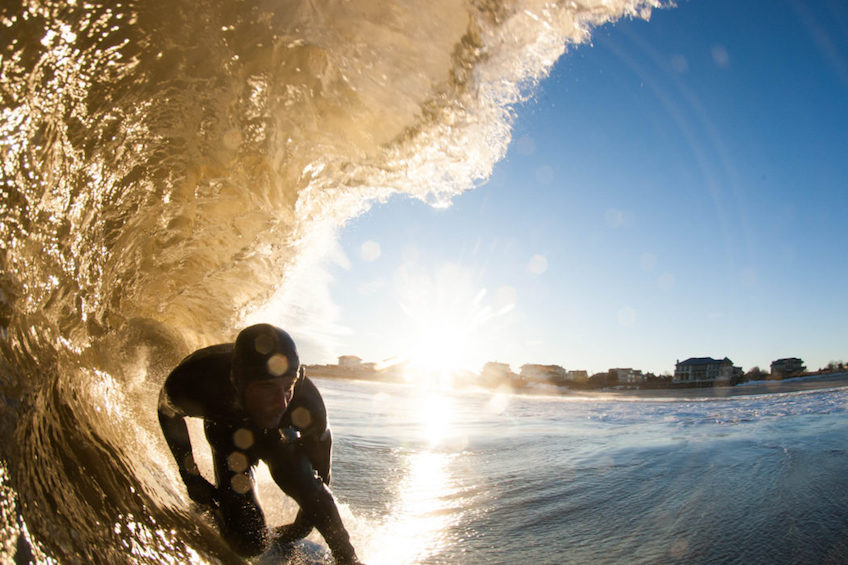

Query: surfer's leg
left=272, top=508, right=313, bottom=544
left=214, top=481, right=268, bottom=557
left=271, top=420, right=334, bottom=544
left=205, top=423, right=268, bottom=557
left=265, top=444, right=359, bottom=564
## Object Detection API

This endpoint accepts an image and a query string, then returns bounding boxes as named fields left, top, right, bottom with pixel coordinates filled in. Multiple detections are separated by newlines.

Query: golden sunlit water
left=365, top=452, right=455, bottom=564
left=355, top=387, right=463, bottom=564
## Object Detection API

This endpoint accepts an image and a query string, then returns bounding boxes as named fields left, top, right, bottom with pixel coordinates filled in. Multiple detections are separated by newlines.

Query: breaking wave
left=0, top=0, right=660, bottom=561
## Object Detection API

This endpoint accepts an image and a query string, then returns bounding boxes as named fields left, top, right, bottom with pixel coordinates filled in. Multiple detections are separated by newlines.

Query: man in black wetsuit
left=158, top=323, right=361, bottom=564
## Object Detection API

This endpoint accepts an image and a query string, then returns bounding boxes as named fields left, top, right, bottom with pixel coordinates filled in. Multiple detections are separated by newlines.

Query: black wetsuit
left=158, top=344, right=357, bottom=563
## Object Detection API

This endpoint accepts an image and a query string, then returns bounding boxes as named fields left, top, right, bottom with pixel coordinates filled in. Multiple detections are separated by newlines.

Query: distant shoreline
left=312, top=369, right=848, bottom=400
left=592, top=372, right=848, bottom=400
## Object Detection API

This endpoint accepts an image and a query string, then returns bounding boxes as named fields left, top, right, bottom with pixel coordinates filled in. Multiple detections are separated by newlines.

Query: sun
left=403, top=315, right=483, bottom=377
left=391, top=261, right=507, bottom=380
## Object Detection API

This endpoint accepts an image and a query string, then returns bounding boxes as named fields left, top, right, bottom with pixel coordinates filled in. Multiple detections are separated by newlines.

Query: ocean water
left=319, top=379, right=848, bottom=564
left=5, top=0, right=847, bottom=563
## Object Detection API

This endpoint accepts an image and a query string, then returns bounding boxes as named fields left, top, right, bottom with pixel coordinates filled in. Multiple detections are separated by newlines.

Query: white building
left=480, top=362, right=517, bottom=387
left=673, top=357, right=741, bottom=384
left=520, top=364, right=567, bottom=385
left=566, top=370, right=589, bottom=383
left=338, top=355, right=362, bottom=367
left=611, top=368, right=644, bottom=384
left=770, top=358, right=805, bottom=378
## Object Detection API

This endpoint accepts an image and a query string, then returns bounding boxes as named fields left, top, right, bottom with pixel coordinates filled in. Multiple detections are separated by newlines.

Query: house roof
left=678, top=357, right=732, bottom=366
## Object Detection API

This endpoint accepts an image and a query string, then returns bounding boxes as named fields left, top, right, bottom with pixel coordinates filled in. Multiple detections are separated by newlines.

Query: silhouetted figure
left=158, top=324, right=361, bottom=564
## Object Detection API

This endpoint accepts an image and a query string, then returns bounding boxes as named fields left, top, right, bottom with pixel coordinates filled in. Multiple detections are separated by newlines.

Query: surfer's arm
left=157, top=386, right=217, bottom=506
left=302, top=427, right=333, bottom=484
left=267, top=441, right=359, bottom=564
left=291, top=375, right=333, bottom=482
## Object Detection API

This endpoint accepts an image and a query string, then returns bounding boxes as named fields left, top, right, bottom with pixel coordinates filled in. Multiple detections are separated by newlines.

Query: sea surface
left=318, top=378, right=848, bottom=565
left=5, top=375, right=848, bottom=564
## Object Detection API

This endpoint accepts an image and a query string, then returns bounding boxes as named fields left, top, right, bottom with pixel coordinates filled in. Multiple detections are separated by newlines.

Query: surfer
left=157, top=323, right=362, bottom=564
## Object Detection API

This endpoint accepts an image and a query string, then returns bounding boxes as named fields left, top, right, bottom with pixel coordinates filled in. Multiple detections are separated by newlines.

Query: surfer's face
left=243, top=376, right=297, bottom=429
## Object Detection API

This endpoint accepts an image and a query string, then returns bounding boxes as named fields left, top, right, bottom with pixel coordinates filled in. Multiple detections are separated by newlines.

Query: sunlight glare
left=394, top=262, right=513, bottom=378
left=404, top=320, right=478, bottom=380
left=362, top=451, right=455, bottom=565
left=414, top=389, right=457, bottom=447
left=359, top=387, right=463, bottom=564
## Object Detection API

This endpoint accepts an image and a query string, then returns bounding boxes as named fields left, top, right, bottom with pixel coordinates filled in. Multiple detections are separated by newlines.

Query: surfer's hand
left=273, top=520, right=313, bottom=545
left=332, top=548, right=365, bottom=565
left=180, top=471, right=217, bottom=507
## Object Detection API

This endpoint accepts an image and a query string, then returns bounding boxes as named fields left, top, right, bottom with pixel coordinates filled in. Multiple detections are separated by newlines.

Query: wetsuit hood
left=231, top=324, right=300, bottom=405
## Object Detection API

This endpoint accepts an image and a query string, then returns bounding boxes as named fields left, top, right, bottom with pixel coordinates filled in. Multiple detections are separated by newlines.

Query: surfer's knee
left=286, top=464, right=325, bottom=495
left=216, top=489, right=268, bottom=557
left=219, top=515, right=267, bottom=558
left=227, top=530, right=267, bottom=558
left=268, top=447, right=323, bottom=490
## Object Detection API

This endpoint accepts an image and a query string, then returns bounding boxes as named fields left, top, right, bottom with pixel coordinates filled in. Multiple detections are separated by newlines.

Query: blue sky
left=320, top=0, right=847, bottom=375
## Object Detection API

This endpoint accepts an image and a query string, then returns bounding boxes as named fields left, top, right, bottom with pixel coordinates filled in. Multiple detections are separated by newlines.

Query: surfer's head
left=231, top=324, right=300, bottom=428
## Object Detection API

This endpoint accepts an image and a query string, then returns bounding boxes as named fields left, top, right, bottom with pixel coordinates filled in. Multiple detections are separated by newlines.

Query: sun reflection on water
left=360, top=387, right=465, bottom=565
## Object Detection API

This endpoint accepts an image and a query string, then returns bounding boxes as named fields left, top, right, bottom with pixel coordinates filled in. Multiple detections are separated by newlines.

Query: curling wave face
left=0, top=0, right=659, bottom=561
